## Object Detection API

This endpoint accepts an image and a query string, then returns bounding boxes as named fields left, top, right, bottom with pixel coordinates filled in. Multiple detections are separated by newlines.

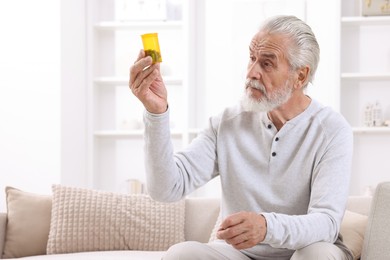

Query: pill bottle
left=141, top=33, right=162, bottom=63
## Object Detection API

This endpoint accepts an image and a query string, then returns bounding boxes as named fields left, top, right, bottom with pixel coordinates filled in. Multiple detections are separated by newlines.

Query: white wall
left=60, top=0, right=89, bottom=188
left=0, top=0, right=61, bottom=211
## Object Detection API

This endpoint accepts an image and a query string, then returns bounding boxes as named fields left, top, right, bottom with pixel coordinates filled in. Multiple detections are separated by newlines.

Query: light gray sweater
left=143, top=99, right=353, bottom=259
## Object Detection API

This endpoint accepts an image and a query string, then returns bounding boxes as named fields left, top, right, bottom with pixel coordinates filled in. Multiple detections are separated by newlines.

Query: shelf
left=94, top=130, right=144, bottom=138
left=188, top=128, right=202, bottom=135
left=94, top=76, right=183, bottom=86
left=341, top=16, right=390, bottom=26
left=94, top=130, right=184, bottom=138
left=95, top=21, right=182, bottom=31
left=94, top=129, right=202, bottom=138
left=341, top=73, right=390, bottom=80
left=353, top=127, right=390, bottom=134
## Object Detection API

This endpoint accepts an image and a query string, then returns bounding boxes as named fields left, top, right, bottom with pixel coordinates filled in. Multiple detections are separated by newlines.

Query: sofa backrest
left=346, top=196, right=372, bottom=216
left=184, top=197, right=220, bottom=242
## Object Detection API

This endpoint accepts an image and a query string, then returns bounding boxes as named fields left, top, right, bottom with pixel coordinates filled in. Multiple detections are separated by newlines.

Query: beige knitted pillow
left=46, top=185, right=185, bottom=254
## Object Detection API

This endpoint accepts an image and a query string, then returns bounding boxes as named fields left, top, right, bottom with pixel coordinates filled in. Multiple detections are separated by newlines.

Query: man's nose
left=246, top=62, right=261, bottom=80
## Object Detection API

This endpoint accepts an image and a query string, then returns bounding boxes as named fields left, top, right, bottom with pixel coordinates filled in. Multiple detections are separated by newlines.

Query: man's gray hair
left=260, top=15, right=320, bottom=86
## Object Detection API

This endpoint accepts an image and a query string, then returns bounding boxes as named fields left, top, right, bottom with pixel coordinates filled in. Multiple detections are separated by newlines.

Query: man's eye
left=263, top=61, right=272, bottom=67
left=249, top=56, right=256, bottom=62
left=262, top=61, right=273, bottom=69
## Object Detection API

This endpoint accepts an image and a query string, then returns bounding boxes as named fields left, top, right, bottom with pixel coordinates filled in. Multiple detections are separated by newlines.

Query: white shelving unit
left=84, top=0, right=199, bottom=192
left=341, top=15, right=390, bottom=25
left=95, top=21, right=182, bottom=30
left=340, top=1, right=390, bottom=128
left=340, top=0, right=390, bottom=195
left=352, top=127, right=390, bottom=134
left=341, top=72, right=390, bottom=80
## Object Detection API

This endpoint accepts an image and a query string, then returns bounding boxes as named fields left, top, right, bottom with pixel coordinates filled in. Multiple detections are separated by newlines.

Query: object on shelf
left=373, top=101, right=383, bottom=126
left=363, top=101, right=384, bottom=127
left=117, top=0, right=167, bottom=21
left=364, top=103, right=373, bottom=127
left=126, top=179, right=145, bottom=194
left=362, top=0, right=390, bottom=16
left=166, top=0, right=182, bottom=20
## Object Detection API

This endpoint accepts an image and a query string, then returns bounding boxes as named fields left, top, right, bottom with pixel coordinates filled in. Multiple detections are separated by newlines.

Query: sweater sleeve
left=143, top=109, right=219, bottom=202
left=261, top=123, right=353, bottom=250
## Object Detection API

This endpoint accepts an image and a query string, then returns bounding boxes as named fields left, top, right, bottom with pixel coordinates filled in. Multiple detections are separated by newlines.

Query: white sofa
left=0, top=196, right=219, bottom=259
left=1, top=182, right=390, bottom=260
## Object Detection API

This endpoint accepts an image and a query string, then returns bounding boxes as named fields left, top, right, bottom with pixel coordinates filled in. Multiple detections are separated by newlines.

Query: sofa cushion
left=340, top=210, right=368, bottom=260
left=2, top=250, right=166, bottom=260
left=46, top=184, right=185, bottom=254
left=2, top=186, right=52, bottom=258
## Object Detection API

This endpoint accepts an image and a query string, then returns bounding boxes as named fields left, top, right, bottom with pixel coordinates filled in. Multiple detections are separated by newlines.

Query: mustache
left=245, top=79, right=266, bottom=93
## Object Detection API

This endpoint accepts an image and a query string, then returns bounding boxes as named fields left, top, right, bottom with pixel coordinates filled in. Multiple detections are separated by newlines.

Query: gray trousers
left=163, top=241, right=352, bottom=260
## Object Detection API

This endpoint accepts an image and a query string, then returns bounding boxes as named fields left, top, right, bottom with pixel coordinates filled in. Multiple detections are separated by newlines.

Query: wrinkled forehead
left=249, top=31, right=289, bottom=57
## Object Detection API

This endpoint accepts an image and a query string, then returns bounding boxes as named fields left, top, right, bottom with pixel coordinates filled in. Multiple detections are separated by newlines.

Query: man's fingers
left=136, top=49, right=145, bottom=62
left=222, top=229, right=260, bottom=250
left=216, top=211, right=267, bottom=250
left=219, top=212, right=244, bottom=230
left=129, top=54, right=152, bottom=87
left=130, top=62, right=157, bottom=93
left=217, top=219, right=246, bottom=241
left=136, top=68, right=159, bottom=94
left=217, top=218, right=252, bottom=240
left=223, top=230, right=247, bottom=244
left=231, top=237, right=257, bottom=250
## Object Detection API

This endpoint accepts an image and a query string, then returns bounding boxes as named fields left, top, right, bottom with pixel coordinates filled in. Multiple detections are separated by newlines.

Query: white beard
left=240, top=78, right=293, bottom=112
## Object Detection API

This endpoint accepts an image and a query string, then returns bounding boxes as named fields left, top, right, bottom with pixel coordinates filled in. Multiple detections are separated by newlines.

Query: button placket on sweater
left=265, top=122, right=279, bottom=159
left=271, top=135, right=279, bottom=157
left=268, top=122, right=294, bottom=160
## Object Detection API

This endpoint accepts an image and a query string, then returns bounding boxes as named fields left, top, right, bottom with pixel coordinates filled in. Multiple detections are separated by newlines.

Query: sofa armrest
left=0, top=213, right=6, bottom=259
left=361, top=182, right=390, bottom=260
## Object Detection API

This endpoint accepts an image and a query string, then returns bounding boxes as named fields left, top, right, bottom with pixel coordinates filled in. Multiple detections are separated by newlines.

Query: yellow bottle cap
left=141, top=33, right=162, bottom=63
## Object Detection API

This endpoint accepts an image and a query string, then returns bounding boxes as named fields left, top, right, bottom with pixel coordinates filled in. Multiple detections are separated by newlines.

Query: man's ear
left=294, top=66, right=310, bottom=89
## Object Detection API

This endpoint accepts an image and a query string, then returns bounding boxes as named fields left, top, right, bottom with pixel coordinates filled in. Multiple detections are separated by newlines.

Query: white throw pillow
left=340, top=211, right=368, bottom=259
